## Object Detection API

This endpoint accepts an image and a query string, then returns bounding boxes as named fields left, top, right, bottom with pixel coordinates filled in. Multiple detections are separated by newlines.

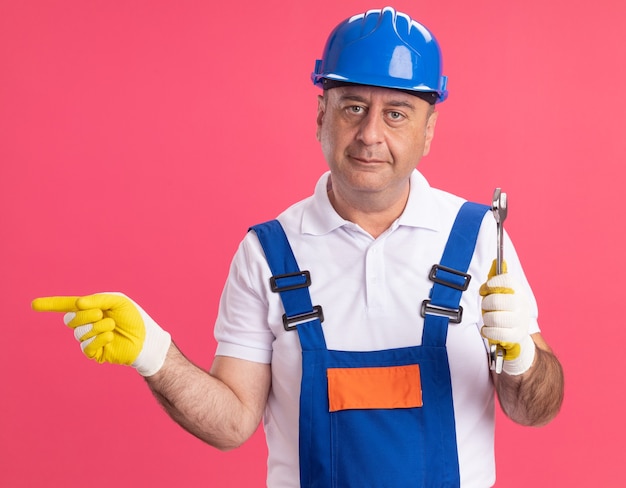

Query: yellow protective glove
left=480, top=261, right=536, bottom=376
left=32, top=293, right=171, bottom=376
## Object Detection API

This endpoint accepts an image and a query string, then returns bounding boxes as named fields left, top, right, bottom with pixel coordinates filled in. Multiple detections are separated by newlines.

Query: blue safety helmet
left=312, top=7, right=448, bottom=103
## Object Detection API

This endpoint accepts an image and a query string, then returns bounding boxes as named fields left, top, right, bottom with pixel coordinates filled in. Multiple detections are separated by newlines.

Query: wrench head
left=491, top=188, right=508, bottom=223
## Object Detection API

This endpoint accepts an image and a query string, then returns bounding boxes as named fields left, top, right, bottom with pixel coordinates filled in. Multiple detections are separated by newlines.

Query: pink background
left=2, top=1, right=624, bottom=486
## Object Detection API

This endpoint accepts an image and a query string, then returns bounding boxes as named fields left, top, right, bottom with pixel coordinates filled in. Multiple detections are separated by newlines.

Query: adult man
left=33, top=6, right=564, bottom=487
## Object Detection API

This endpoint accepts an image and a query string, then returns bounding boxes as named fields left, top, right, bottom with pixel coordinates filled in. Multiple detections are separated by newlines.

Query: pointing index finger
left=31, top=296, right=80, bottom=313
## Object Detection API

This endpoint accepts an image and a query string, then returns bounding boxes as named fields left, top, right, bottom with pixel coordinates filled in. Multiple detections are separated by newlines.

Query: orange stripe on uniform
left=327, top=365, right=422, bottom=412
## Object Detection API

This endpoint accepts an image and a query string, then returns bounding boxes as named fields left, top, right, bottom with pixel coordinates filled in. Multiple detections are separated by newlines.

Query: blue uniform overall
left=251, top=202, right=488, bottom=488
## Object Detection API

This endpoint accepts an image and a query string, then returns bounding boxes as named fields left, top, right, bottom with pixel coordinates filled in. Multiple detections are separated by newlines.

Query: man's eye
left=348, top=106, right=364, bottom=114
left=388, top=111, right=404, bottom=120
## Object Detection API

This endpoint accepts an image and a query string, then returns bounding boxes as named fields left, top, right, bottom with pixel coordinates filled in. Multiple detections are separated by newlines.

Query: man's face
left=316, top=84, right=438, bottom=206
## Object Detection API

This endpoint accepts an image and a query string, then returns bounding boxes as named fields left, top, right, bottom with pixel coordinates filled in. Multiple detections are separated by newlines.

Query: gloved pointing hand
left=480, top=261, right=536, bottom=376
left=32, top=293, right=171, bottom=377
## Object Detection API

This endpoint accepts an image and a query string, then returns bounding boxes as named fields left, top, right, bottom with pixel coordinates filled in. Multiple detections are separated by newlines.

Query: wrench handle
left=492, top=222, right=505, bottom=373
left=496, top=222, right=504, bottom=275
left=490, top=188, right=508, bottom=374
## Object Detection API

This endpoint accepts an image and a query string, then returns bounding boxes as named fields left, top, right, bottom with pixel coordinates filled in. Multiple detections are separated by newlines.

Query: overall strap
left=249, top=220, right=326, bottom=350
left=421, top=201, right=490, bottom=347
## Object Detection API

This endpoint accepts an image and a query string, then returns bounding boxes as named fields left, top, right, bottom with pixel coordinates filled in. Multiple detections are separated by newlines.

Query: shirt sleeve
left=214, top=232, right=275, bottom=364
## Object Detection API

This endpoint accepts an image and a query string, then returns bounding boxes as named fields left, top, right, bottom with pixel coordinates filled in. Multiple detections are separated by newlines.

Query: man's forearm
left=145, top=343, right=269, bottom=451
left=494, top=334, right=564, bottom=426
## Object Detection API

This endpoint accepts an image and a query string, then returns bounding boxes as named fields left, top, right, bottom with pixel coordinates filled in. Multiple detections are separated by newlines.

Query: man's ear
left=316, top=94, right=326, bottom=142
left=422, top=110, right=438, bottom=157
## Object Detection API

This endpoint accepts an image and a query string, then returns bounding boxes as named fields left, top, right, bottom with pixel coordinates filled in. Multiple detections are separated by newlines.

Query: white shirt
left=215, top=170, right=540, bottom=488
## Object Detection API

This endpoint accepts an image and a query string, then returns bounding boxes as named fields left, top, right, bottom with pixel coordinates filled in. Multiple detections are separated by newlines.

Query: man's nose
left=356, top=113, right=385, bottom=145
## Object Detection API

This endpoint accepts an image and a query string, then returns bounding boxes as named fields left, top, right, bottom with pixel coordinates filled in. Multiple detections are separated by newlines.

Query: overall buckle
left=269, top=270, right=324, bottom=331
left=270, top=270, right=311, bottom=292
left=283, top=306, right=325, bottom=331
left=420, top=300, right=463, bottom=324
left=428, top=264, right=471, bottom=291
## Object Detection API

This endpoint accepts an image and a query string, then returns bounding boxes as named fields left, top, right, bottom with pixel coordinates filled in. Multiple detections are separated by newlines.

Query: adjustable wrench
left=489, top=188, right=507, bottom=374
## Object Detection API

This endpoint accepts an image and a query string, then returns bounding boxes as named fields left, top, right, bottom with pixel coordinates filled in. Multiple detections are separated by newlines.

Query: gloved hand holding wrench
left=480, top=188, right=536, bottom=375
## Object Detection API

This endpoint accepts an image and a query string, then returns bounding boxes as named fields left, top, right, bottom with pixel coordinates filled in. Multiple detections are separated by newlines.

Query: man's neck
left=327, top=179, right=409, bottom=239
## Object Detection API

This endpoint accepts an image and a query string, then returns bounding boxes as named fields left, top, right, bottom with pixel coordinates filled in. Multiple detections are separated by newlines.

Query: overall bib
left=251, top=202, right=488, bottom=488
